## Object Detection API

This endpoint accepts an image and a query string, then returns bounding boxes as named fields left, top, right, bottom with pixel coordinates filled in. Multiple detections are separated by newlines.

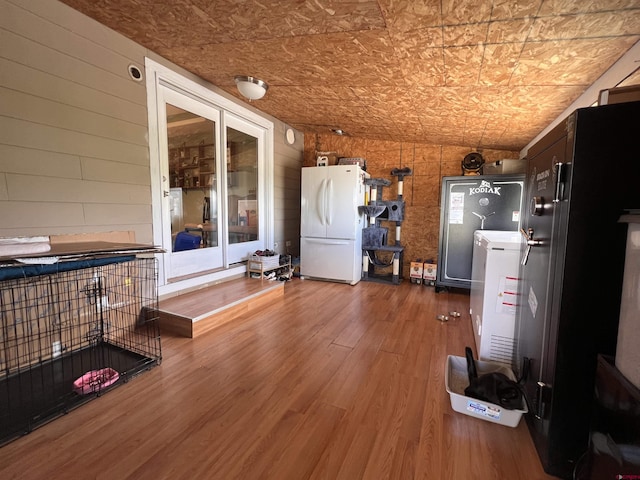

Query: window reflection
left=227, top=127, right=258, bottom=244
left=166, top=104, right=217, bottom=251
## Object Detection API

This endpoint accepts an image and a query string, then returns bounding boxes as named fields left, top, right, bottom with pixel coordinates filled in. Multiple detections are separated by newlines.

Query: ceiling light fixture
left=234, top=75, right=268, bottom=101
left=331, top=128, right=346, bottom=135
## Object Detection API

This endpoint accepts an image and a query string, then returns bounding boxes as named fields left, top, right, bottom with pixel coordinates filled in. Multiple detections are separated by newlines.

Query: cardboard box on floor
left=423, top=261, right=437, bottom=286
left=410, top=261, right=423, bottom=283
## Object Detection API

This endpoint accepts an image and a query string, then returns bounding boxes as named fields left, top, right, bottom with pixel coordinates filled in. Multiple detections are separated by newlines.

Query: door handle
left=535, top=381, right=551, bottom=420
left=552, top=162, right=566, bottom=203
left=530, top=196, right=544, bottom=216
left=317, top=179, right=326, bottom=225
left=472, top=211, right=495, bottom=230
left=326, top=179, right=333, bottom=225
left=520, top=228, right=543, bottom=265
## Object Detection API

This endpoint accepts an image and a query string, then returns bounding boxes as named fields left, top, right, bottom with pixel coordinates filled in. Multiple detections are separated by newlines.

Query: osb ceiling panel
left=61, top=0, right=640, bottom=151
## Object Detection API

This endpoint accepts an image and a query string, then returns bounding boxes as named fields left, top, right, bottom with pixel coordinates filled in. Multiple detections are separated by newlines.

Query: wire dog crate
left=0, top=256, right=161, bottom=446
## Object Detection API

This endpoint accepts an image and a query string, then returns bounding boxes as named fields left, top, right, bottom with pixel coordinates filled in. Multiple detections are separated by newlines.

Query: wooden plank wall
left=0, top=0, right=152, bottom=242
left=273, top=123, right=303, bottom=257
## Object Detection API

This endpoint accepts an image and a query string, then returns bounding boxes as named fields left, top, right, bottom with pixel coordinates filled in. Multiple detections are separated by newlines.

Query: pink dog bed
left=73, top=368, right=120, bottom=395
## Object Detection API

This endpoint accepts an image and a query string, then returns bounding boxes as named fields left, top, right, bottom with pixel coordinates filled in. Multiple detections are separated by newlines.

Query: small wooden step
left=158, top=278, right=285, bottom=338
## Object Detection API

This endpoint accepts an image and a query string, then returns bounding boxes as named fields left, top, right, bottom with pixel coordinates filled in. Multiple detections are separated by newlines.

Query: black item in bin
left=464, top=346, right=523, bottom=410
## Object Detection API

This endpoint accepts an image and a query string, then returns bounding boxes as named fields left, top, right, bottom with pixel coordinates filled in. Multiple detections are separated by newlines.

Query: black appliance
left=436, top=174, right=524, bottom=290
left=513, top=101, right=640, bottom=479
left=576, top=355, right=640, bottom=479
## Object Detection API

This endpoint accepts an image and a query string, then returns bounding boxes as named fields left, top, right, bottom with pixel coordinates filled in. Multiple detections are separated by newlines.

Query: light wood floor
left=0, top=278, right=555, bottom=480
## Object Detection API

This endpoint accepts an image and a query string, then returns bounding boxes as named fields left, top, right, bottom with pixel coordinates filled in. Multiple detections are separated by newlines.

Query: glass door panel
left=160, top=87, right=223, bottom=278
left=227, top=127, right=258, bottom=245
left=225, top=115, right=266, bottom=264
left=167, top=105, right=217, bottom=248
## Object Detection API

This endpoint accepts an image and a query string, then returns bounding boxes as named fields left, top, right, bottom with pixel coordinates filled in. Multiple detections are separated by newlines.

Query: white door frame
left=145, top=58, right=274, bottom=294
left=158, top=86, right=224, bottom=278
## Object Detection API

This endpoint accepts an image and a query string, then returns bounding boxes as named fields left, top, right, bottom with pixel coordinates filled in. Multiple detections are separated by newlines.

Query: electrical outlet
left=52, top=341, right=61, bottom=358
left=285, top=240, right=291, bottom=247
left=273, top=242, right=279, bottom=250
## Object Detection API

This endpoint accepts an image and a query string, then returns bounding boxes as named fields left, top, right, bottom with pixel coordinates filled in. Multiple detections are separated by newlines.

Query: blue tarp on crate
left=0, top=256, right=136, bottom=281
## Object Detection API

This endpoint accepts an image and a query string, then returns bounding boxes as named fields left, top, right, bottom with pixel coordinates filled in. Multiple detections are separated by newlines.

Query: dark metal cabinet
left=514, top=101, right=640, bottom=479
left=436, top=174, right=524, bottom=290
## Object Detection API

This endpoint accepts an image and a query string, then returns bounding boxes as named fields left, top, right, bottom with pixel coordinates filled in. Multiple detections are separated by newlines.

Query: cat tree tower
left=360, top=167, right=412, bottom=284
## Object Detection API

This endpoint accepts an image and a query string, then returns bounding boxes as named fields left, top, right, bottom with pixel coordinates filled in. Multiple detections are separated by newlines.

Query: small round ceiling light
left=234, top=75, right=268, bottom=101
left=331, top=128, right=346, bottom=136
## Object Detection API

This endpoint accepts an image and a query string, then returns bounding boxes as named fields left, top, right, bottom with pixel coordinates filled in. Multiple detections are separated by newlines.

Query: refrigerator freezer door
left=325, top=168, right=362, bottom=239
left=301, top=169, right=327, bottom=239
left=301, top=166, right=365, bottom=240
left=300, top=237, right=361, bottom=284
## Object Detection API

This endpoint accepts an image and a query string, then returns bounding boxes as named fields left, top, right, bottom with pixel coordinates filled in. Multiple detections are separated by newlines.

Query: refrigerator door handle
left=304, top=237, right=350, bottom=246
left=317, top=179, right=326, bottom=226
left=326, top=178, right=333, bottom=225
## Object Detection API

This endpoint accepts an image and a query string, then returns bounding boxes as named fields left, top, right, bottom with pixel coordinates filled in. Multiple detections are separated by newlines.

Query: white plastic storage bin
left=248, top=254, right=281, bottom=270
left=445, top=355, right=527, bottom=428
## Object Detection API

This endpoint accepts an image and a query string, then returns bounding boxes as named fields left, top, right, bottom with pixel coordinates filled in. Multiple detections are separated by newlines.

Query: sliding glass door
left=158, top=87, right=223, bottom=278
left=147, top=58, right=273, bottom=287
left=225, top=114, right=265, bottom=262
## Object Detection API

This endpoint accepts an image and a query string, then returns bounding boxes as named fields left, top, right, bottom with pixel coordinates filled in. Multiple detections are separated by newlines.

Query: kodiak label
left=469, top=180, right=501, bottom=196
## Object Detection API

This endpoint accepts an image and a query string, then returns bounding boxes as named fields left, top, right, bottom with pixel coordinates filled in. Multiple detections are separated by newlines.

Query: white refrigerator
left=300, top=165, right=369, bottom=285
